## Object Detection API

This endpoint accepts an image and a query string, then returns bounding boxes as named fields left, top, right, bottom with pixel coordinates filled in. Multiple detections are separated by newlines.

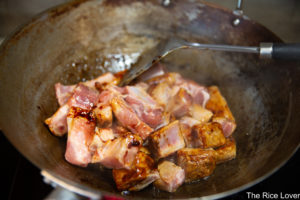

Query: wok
left=0, top=0, right=299, bottom=199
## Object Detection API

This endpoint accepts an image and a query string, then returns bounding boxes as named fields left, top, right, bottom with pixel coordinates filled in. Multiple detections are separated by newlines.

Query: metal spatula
left=119, top=38, right=300, bottom=86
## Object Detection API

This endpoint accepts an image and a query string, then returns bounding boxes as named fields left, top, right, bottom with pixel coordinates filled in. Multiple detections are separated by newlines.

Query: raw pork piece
left=180, top=80, right=210, bottom=107
left=89, top=127, right=114, bottom=152
left=68, top=83, right=100, bottom=110
left=166, top=88, right=193, bottom=118
left=179, top=116, right=200, bottom=147
left=111, top=96, right=153, bottom=140
left=45, top=84, right=99, bottom=136
left=124, top=86, right=163, bottom=128
left=148, top=73, right=183, bottom=107
left=148, top=81, right=174, bottom=107
left=55, top=72, right=116, bottom=106
left=148, top=72, right=210, bottom=109
left=92, top=133, right=142, bottom=169
left=54, top=83, right=75, bottom=106
left=154, top=161, right=185, bottom=192
left=147, top=72, right=183, bottom=86
left=65, top=107, right=96, bottom=167
left=45, top=104, right=69, bottom=136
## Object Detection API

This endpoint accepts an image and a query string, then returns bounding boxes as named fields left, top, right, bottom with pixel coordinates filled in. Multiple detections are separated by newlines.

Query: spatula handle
left=260, top=43, right=300, bottom=60
left=273, top=43, right=300, bottom=60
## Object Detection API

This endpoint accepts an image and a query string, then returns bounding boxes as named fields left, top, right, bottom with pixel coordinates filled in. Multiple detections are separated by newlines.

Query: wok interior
left=0, top=0, right=298, bottom=199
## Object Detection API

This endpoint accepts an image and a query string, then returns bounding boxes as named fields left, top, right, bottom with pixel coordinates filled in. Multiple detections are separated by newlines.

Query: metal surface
left=234, top=0, right=243, bottom=15
left=232, top=0, right=243, bottom=26
left=44, top=185, right=89, bottom=200
left=42, top=170, right=101, bottom=199
left=0, top=0, right=299, bottom=199
left=121, top=38, right=300, bottom=86
left=260, top=43, right=273, bottom=59
left=120, top=38, right=261, bottom=86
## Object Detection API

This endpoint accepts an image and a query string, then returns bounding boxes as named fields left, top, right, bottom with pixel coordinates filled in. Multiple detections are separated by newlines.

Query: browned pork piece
left=149, top=120, right=185, bottom=159
left=154, top=161, right=185, bottom=192
left=205, top=86, right=236, bottom=137
left=192, top=122, right=226, bottom=148
left=215, top=137, right=237, bottom=164
left=65, top=107, right=96, bottom=167
left=92, top=133, right=142, bottom=169
left=124, top=86, right=163, bottom=128
left=112, top=152, right=159, bottom=191
left=93, top=104, right=113, bottom=127
left=111, top=96, right=153, bottom=140
left=177, top=148, right=216, bottom=183
left=188, top=103, right=213, bottom=123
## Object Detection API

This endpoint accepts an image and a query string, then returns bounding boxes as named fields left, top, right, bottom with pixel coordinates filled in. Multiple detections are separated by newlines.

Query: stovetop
left=1, top=132, right=298, bottom=200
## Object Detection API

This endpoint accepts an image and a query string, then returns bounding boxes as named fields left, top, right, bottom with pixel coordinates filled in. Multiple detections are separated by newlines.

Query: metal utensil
left=119, top=38, right=300, bottom=86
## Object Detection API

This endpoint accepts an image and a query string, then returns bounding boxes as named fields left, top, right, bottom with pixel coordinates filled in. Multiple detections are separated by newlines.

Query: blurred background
left=0, top=0, right=300, bottom=42
left=1, top=0, right=299, bottom=200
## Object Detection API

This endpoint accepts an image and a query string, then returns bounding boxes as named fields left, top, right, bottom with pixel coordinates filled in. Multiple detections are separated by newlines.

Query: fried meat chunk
left=215, top=137, right=236, bottom=164
left=112, top=152, right=159, bottom=191
left=149, top=120, right=185, bottom=159
left=205, top=86, right=236, bottom=137
left=192, top=122, right=226, bottom=148
left=177, top=148, right=216, bottom=183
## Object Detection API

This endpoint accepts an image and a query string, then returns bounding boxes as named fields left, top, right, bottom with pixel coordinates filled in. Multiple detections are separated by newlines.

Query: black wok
left=0, top=0, right=299, bottom=199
